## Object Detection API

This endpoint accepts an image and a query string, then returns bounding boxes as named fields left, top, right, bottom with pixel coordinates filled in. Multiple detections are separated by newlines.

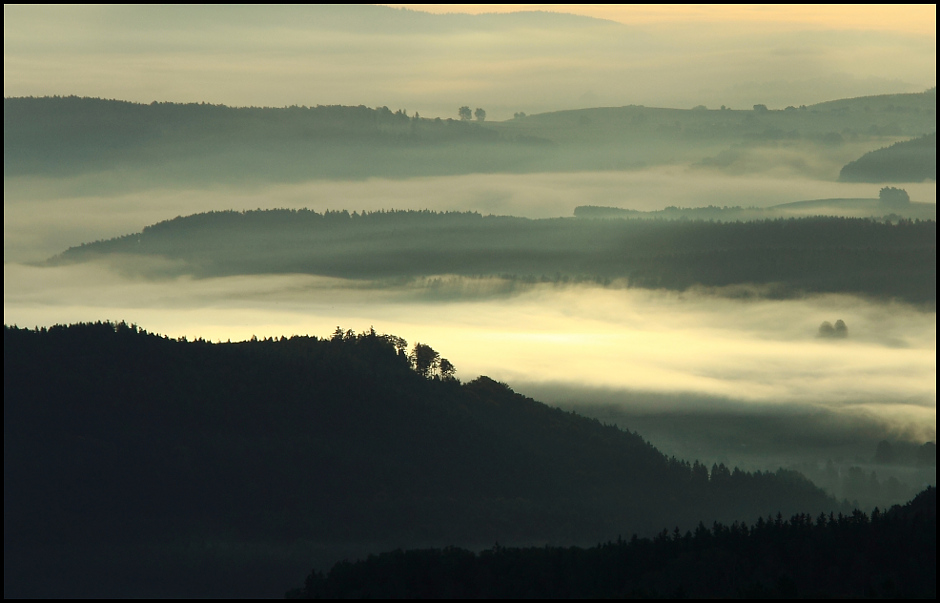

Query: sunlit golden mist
left=5, top=263, right=935, bottom=430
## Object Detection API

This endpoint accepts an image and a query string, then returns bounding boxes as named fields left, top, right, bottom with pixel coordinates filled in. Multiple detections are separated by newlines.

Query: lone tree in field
left=474, top=107, right=486, bottom=122
left=458, top=106, right=472, bottom=121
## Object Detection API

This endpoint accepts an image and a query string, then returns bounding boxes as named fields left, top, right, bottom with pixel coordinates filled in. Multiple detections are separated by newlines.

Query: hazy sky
left=4, top=5, right=935, bottom=119
left=396, top=5, right=936, bottom=35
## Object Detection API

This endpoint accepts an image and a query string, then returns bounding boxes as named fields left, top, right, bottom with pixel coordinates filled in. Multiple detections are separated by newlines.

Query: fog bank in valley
left=6, top=261, right=934, bottom=451
left=3, top=6, right=935, bottom=598
left=5, top=165, right=936, bottom=477
left=5, top=170, right=935, bottom=263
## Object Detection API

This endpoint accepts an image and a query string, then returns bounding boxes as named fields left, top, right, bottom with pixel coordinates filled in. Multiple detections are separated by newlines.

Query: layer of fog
left=5, top=169, right=935, bottom=263
left=4, top=6, right=935, bottom=120
left=4, top=166, right=935, bottom=498
left=518, top=383, right=936, bottom=508
left=6, top=261, right=934, bottom=441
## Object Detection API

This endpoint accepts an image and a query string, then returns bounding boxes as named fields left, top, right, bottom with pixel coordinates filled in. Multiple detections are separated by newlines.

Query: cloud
left=513, top=383, right=936, bottom=472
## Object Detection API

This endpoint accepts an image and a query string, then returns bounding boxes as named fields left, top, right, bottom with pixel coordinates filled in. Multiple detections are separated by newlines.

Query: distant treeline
left=874, top=439, right=936, bottom=466
left=5, top=322, right=839, bottom=571
left=55, top=210, right=938, bottom=303
left=293, top=487, right=936, bottom=599
left=495, top=88, right=936, bottom=146
left=840, top=132, right=937, bottom=182
left=5, top=92, right=936, bottom=181
left=4, top=96, right=534, bottom=178
left=575, top=197, right=936, bottom=222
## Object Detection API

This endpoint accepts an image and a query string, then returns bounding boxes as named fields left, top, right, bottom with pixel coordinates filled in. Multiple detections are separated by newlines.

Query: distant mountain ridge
left=52, top=209, right=938, bottom=303
left=3, top=96, right=513, bottom=178
left=5, top=89, right=935, bottom=181
left=30, top=5, right=620, bottom=36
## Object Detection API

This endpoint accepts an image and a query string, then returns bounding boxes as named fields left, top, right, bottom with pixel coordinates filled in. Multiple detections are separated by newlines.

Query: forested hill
left=5, top=322, right=841, bottom=596
left=5, top=91, right=935, bottom=181
left=54, top=210, right=937, bottom=304
left=839, top=132, right=937, bottom=182
left=294, top=487, right=936, bottom=598
left=3, top=96, right=521, bottom=178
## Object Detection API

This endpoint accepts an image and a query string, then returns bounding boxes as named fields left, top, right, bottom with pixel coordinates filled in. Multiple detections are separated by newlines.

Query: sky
left=394, top=5, right=936, bottom=35
left=4, top=5, right=936, bottom=120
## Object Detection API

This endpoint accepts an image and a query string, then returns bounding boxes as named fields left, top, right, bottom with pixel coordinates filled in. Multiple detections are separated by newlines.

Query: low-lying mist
left=4, top=168, right=935, bottom=507
left=6, top=261, right=934, bottom=445
left=5, top=169, right=935, bottom=263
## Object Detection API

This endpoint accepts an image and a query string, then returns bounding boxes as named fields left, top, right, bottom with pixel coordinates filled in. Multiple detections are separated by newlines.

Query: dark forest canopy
left=4, top=90, right=935, bottom=181
left=292, top=487, right=936, bottom=599
left=839, top=132, right=937, bottom=182
left=53, top=210, right=937, bottom=304
left=4, top=321, right=845, bottom=597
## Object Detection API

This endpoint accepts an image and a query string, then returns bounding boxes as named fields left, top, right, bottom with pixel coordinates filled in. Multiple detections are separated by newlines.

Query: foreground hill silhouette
left=4, top=322, right=840, bottom=597
left=54, top=210, right=938, bottom=304
left=293, top=487, right=936, bottom=598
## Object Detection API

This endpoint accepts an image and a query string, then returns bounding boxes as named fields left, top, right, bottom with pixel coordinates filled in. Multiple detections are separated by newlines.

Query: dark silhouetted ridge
left=293, top=487, right=936, bottom=598
left=4, top=322, right=843, bottom=596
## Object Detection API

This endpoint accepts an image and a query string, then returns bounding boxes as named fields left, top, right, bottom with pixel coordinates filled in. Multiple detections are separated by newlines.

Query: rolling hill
left=5, top=321, right=842, bottom=596
left=52, top=209, right=938, bottom=304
